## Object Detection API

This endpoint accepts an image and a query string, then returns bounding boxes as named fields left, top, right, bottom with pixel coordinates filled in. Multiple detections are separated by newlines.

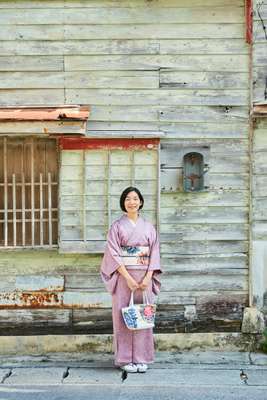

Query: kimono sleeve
left=148, top=223, right=162, bottom=295
left=100, top=221, right=124, bottom=294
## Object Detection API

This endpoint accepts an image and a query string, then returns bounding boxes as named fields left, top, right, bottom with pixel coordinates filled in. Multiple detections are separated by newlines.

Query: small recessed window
left=183, top=152, right=204, bottom=192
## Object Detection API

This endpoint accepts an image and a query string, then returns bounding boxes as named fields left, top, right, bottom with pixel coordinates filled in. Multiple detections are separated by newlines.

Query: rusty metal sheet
left=0, top=105, right=90, bottom=121
left=253, top=105, right=267, bottom=116
left=0, top=291, right=64, bottom=308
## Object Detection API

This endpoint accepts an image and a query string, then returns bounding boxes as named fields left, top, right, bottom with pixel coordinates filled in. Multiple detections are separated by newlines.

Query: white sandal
left=136, top=363, right=148, bottom=373
left=120, top=363, right=138, bottom=373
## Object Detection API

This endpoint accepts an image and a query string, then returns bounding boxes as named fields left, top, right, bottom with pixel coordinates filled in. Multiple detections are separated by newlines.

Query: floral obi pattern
left=121, top=246, right=150, bottom=266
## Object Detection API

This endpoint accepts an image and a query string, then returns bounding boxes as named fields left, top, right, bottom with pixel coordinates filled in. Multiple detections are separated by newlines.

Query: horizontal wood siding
left=251, top=119, right=267, bottom=308
left=253, top=1, right=267, bottom=104
left=0, top=0, right=250, bottom=333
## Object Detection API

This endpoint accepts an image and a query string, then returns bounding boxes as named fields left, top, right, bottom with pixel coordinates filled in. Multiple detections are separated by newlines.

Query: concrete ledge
left=0, top=333, right=261, bottom=355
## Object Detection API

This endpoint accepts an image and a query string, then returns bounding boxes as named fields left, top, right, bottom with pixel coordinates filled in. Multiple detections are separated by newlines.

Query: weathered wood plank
left=159, top=106, right=248, bottom=122
left=160, top=206, right=247, bottom=223
left=65, top=274, right=105, bottom=290
left=161, top=191, right=248, bottom=207
left=0, top=9, right=64, bottom=24
left=0, top=90, right=65, bottom=106
left=253, top=43, right=267, bottom=67
left=65, top=55, right=248, bottom=71
left=63, top=291, right=111, bottom=308
left=0, top=309, right=71, bottom=326
left=253, top=154, right=267, bottom=174
left=72, top=308, right=113, bottom=331
left=66, top=71, right=160, bottom=89
left=0, top=72, right=64, bottom=88
left=66, top=89, right=248, bottom=106
left=0, top=56, right=63, bottom=71
left=253, top=198, right=267, bottom=221
left=159, top=122, right=249, bottom=138
left=161, top=149, right=248, bottom=172
left=86, top=130, right=163, bottom=139
left=161, top=254, right=247, bottom=271
left=90, top=105, right=158, bottom=122
left=252, top=222, right=267, bottom=240
left=161, top=139, right=249, bottom=154
left=62, top=0, right=246, bottom=6
left=160, top=224, right=248, bottom=241
left=160, top=39, right=248, bottom=55
left=160, top=71, right=248, bottom=90
left=209, top=173, right=249, bottom=190
left=0, top=25, right=64, bottom=40
left=58, top=240, right=105, bottom=254
left=0, top=250, right=101, bottom=275
left=0, top=1, right=244, bottom=8
left=0, top=121, right=85, bottom=134
left=0, top=7, right=244, bottom=25
left=88, top=121, right=159, bottom=132
left=253, top=67, right=267, bottom=103
left=0, top=40, right=160, bottom=56
left=90, top=106, right=248, bottom=123
left=64, top=270, right=248, bottom=293
left=161, top=170, right=248, bottom=191
left=0, top=0, right=66, bottom=7
left=161, top=240, right=248, bottom=255
left=161, top=274, right=248, bottom=291
left=15, top=276, right=64, bottom=292
left=253, top=176, right=267, bottom=197
left=65, top=24, right=244, bottom=40
left=0, top=277, right=16, bottom=292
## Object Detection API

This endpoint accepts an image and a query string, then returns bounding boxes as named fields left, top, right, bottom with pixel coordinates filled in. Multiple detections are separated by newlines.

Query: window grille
left=0, top=137, right=58, bottom=248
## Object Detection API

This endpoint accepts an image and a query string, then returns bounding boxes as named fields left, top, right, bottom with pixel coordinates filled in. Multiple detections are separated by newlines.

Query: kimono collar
left=122, top=213, right=142, bottom=227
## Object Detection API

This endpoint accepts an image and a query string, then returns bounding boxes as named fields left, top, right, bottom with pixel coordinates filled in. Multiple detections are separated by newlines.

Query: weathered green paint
left=0, top=0, right=253, bottom=336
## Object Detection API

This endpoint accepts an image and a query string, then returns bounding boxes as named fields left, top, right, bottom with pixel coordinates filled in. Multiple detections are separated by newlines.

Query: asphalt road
left=0, top=351, right=267, bottom=400
left=0, top=384, right=267, bottom=400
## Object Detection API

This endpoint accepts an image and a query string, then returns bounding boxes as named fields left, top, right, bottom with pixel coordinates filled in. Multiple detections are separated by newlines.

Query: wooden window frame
left=58, top=138, right=160, bottom=254
left=0, top=136, right=58, bottom=249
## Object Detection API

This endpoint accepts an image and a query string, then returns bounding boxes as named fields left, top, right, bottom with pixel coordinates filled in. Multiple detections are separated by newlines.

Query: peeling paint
left=59, top=137, right=160, bottom=150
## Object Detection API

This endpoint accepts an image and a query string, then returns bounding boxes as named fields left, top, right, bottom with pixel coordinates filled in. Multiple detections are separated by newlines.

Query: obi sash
left=121, top=246, right=150, bottom=268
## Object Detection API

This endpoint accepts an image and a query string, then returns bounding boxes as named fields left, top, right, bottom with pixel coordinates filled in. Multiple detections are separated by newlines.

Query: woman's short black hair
left=120, top=187, right=144, bottom=212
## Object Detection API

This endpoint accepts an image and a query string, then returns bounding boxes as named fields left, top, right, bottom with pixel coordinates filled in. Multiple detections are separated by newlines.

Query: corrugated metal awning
left=253, top=105, right=267, bottom=117
left=0, top=105, right=90, bottom=121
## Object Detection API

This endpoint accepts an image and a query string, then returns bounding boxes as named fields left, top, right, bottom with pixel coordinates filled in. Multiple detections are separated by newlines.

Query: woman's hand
left=139, top=273, right=152, bottom=291
left=126, top=276, right=139, bottom=291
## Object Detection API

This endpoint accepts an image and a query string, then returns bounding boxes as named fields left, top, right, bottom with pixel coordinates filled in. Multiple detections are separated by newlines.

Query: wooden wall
left=249, top=0, right=267, bottom=310
left=253, top=0, right=267, bottom=104
left=251, top=119, right=267, bottom=309
left=0, top=0, right=250, bottom=334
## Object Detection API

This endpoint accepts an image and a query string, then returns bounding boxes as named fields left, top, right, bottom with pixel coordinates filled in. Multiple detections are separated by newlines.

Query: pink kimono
left=100, top=214, right=161, bottom=367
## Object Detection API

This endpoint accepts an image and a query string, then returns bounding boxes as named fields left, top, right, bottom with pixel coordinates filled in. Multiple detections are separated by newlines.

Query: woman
left=100, top=186, right=161, bottom=373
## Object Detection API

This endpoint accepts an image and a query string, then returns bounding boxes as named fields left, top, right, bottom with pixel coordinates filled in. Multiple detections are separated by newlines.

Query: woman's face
left=124, top=191, right=142, bottom=213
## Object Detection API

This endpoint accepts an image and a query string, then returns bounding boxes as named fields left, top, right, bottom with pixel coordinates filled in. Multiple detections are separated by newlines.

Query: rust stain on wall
left=19, top=292, right=63, bottom=308
left=0, top=291, right=64, bottom=308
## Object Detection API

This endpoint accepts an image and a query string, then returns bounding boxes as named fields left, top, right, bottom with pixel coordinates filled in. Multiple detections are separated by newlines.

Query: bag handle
left=129, top=290, right=149, bottom=307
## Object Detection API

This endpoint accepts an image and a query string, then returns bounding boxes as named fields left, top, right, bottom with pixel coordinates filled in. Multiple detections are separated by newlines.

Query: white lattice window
left=59, top=142, right=159, bottom=253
